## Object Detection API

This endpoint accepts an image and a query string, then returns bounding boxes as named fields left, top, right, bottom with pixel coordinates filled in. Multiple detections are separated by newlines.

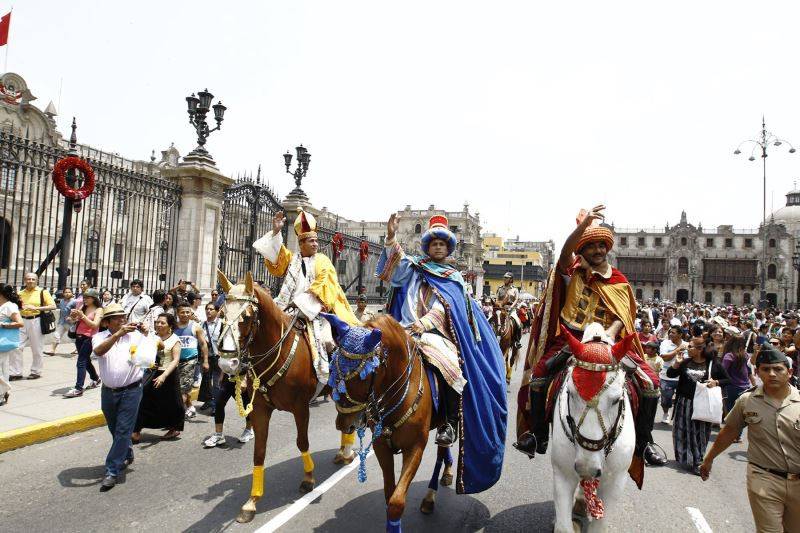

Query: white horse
left=551, top=324, right=636, bottom=533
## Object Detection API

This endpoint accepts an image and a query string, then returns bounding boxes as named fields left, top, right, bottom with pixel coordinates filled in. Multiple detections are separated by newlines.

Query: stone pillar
left=162, top=158, right=233, bottom=294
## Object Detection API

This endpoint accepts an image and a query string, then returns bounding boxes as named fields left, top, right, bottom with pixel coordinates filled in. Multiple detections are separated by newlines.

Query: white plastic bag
left=692, top=382, right=723, bottom=424
left=129, top=334, right=157, bottom=369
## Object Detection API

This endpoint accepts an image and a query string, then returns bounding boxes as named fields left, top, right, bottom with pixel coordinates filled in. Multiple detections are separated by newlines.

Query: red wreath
left=52, top=156, right=95, bottom=200
left=359, top=240, right=370, bottom=264
left=332, top=232, right=345, bottom=260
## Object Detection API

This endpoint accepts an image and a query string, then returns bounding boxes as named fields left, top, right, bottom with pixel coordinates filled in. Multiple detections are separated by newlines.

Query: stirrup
left=512, top=431, right=537, bottom=458
left=435, top=424, right=456, bottom=447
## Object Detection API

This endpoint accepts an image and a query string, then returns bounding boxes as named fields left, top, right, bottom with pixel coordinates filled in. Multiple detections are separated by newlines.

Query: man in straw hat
left=91, top=303, right=146, bottom=492
left=497, top=271, right=523, bottom=350
left=514, top=205, right=665, bottom=483
left=252, top=209, right=358, bottom=386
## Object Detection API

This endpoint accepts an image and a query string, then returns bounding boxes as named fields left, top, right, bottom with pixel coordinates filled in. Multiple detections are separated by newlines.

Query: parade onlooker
left=667, top=341, right=730, bottom=475
left=0, top=285, right=24, bottom=406
left=353, top=294, right=374, bottom=323
left=46, top=287, right=77, bottom=356
left=187, top=292, right=206, bottom=323
left=163, top=291, right=176, bottom=316
left=202, top=373, right=254, bottom=448
left=708, top=324, right=725, bottom=360
left=141, top=289, right=167, bottom=333
left=132, top=313, right=183, bottom=442
left=700, top=345, right=800, bottom=532
left=174, top=302, right=208, bottom=419
left=721, top=335, right=751, bottom=442
left=198, top=303, right=221, bottom=413
left=64, top=289, right=104, bottom=398
left=659, top=325, right=686, bottom=423
left=643, top=340, right=663, bottom=375
left=75, top=279, right=90, bottom=307
left=637, top=320, right=657, bottom=345
left=101, top=290, right=114, bottom=307
left=10, top=273, right=56, bottom=380
left=655, top=316, right=671, bottom=341
left=92, top=303, right=145, bottom=492
left=170, top=279, right=196, bottom=301
left=120, top=279, right=153, bottom=324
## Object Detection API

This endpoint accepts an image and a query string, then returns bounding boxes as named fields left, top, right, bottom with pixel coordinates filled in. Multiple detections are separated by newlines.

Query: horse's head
left=216, top=269, right=261, bottom=375
left=559, top=324, right=634, bottom=480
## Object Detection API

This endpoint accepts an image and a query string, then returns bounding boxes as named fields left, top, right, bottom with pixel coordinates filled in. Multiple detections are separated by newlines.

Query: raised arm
left=558, top=205, right=606, bottom=272
left=253, top=210, right=293, bottom=277
left=377, top=212, right=411, bottom=284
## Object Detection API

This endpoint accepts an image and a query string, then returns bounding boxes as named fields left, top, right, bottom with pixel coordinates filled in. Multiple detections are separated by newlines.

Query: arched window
left=635, top=288, right=643, bottom=300
left=653, top=289, right=661, bottom=300
left=768, top=238, right=776, bottom=248
left=85, top=231, right=100, bottom=264
left=724, top=292, right=731, bottom=304
left=414, top=223, right=422, bottom=234
left=678, top=257, right=689, bottom=275
left=158, top=240, right=169, bottom=270
left=743, top=292, right=751, bottom=305
left=767, top=264, right=777, bottom=280
left=704, top=291, right=712, bottom=303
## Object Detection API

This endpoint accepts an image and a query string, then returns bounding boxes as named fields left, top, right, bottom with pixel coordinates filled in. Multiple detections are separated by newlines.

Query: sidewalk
left=0, top=343, right=106, bottom=452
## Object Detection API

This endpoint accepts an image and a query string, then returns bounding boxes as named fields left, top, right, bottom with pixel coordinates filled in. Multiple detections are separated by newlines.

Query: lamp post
left=780, top=276, right=791, bottom=310
left=284, top=144, right=311, bottom=200
left=185, top=88, right=226, bottom=160
left=792, top=244, right=800, bottom=308
left=689, top=264, right=698, bottom=303
left=734, top=117, right=796, bottom=309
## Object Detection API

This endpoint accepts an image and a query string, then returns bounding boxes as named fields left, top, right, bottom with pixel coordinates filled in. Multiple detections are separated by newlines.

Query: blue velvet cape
left=377, top=252, right=507, bottom=494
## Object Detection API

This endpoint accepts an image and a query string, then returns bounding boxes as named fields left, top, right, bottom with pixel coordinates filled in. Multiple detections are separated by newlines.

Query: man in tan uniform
left=700, top=345, right=800, bottom=532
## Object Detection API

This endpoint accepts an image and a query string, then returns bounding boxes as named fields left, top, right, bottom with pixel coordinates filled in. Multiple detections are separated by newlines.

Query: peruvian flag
left=0, top=12, right=10, bottom=47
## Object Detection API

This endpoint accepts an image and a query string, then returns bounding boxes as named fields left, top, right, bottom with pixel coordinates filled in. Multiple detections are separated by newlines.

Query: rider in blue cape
left=376, top=212, right=507, bottom=494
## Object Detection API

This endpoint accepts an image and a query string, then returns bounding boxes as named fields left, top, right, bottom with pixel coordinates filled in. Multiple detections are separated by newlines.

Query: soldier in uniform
left=352, top=294, right=374, bottom=323
left=700, top=344, right=800, bottom=532
left=497, top=272, right=523, bottom=349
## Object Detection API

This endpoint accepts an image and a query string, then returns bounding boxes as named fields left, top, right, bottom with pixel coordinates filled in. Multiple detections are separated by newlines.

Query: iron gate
left=316, top=226, right=385, bottom=304
left=217, top=177, right=286, bottom=295
left=0, top=126, right=182, bottom=295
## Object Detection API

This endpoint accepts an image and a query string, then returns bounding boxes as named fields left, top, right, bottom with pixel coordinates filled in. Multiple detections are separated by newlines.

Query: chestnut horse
left=216, top=270, right=355, bottom=524
left=497, top=307, right=520, bottom=385
left=331, top=315, right=454, bottom=533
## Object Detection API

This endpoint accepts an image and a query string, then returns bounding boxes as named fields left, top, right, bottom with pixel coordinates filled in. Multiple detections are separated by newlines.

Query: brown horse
left=497, top=307, right=520, bottom=385
left=216, top=270, right=355, bottom=523
left=331, top=315, right=454, bottom=532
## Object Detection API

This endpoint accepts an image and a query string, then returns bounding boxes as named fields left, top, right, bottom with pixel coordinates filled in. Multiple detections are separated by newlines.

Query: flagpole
left=3, top=7, right=10, bottom=73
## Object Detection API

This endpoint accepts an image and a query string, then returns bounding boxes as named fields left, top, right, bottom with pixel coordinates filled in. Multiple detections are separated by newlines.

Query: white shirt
left=658, top=338, right=681, bottom=382
left=0, top=301, right=19, bottom=322
left=92, top=329, right=145, bottom=388
left=120, top=292, right=154, bottom=323
left=654, top=317, right=682, bottom=337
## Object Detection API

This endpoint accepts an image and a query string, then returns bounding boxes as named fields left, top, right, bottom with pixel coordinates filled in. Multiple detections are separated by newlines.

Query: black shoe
left=435, top=424, right=456, bottom=447
left=644, top=443, right=667, bottom=466
left=691, top=465, right=702, bottom=476
left=512, top=432, right=537, bottom=458
left=123, top=457, right=134, bottom=469
left=26, top=373, right=41, bottom=380
left=100, top=475, right=117, bottom=492
left=9, top=375, right=22, bottom=381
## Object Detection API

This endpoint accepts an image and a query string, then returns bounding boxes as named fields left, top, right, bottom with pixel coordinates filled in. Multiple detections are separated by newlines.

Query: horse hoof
left=440, top=473, right=453, bottom=487
left=334, top=452, right=355, bottom=465
left=237, top=510, right=256, bottom=524
left=420, top=498, right=435, bottom=515
left=299, top=480, right=315, bottom=493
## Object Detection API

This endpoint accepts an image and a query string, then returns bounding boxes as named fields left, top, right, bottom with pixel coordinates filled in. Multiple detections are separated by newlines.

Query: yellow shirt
left=19, top=286, right=55, bottom=318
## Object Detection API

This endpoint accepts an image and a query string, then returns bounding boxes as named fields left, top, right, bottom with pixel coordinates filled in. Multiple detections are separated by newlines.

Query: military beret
left=755, top=344, right=789, bottom=366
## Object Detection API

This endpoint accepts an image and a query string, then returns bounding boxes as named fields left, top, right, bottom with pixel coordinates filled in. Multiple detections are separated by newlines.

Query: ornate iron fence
left=0, top=127, right=181, bottom=296
left=316, top=226, right=385, bottom=304
left=217, top=176, right=286, bottom=295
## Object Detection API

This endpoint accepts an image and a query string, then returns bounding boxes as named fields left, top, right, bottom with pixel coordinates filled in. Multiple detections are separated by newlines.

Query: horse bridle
left=559, top=361, right=626, bottom=457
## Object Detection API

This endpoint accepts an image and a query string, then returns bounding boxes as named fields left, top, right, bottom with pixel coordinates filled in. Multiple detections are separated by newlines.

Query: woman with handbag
left=9, top=272, right=56, bottom=380
left=0, top=284, right=24, bottom=406
left=667, top=340, right=730, bottom=475
left=132, top=313, right=184, bottom=442
left=63, top=290, right=104, bottom=398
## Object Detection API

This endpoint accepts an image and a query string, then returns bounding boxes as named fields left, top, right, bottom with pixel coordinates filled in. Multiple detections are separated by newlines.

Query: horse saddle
left=319, top=312, right=382, bottom=354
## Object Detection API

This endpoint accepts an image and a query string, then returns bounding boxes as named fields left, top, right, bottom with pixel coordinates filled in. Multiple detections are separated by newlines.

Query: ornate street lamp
left=284, top=144, right=311, bottom=199
left=734, top=117, right=796, bottom=308
left=792, top=243, right=800, bottom=308
left=185, top=88, right=226, bottom=160
left=689, top=264, right=699, bottom=303
left=780, top=275, right=792, bottom=310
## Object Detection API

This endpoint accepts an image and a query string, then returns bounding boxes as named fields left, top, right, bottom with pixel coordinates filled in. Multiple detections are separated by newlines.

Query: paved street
left=0, top=335, right=755, bottom=532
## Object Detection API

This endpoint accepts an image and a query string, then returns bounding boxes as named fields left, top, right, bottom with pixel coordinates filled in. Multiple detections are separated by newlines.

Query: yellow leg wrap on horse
left=251, top=465, right=264, bottom=498
left=301, top=451, right=315, bottom=473
left=341, top=432, right=356, bottom=446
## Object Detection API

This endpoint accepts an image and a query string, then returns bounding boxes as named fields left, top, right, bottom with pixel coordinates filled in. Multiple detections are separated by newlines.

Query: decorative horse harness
left=218, top=293, right=303, bottom=416
left=331, top=337, right=425, bottom=448
left=558, top=359, right=627, bottom=457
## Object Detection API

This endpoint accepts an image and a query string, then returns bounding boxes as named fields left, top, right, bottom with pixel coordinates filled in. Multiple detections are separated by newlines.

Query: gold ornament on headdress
left=293, top=208, right=318, bottom=241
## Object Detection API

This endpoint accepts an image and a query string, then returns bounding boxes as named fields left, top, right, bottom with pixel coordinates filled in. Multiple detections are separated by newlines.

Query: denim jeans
left=101, top=383, right=143, bottom=477
left=660, top=379, right=678, bottom=410
left=74, top=335, right=99, bottom=390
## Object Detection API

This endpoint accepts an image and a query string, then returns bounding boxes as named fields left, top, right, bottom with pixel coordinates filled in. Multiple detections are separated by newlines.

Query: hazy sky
left=12, top=1, right=800, bottom=246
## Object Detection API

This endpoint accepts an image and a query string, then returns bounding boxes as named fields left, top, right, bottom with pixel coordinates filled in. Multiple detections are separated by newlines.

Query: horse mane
left=251, top=283, right=290, bottom=330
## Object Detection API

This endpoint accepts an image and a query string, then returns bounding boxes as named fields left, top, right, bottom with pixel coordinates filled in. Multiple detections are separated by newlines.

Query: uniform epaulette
left=744, top=385, right=757, bottom=393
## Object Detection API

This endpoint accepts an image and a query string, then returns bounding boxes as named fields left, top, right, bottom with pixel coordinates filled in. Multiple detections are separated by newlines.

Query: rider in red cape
left=514, top=205, right=665, bottom=487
